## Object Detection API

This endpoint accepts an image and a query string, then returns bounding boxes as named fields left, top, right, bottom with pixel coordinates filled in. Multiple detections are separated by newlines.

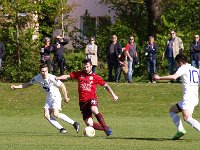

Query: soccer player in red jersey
left=56, top=59, right=118, bottom=136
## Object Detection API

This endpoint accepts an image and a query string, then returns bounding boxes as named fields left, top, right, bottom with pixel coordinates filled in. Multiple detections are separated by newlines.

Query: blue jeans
left=191, top=60, right=200, bottom=69
left=108, top=59, right=118, bottom=82
left=128, top=59, right=133, bottom=82
left=147, top=59, right=156, bottom=82
left=116, top=64, right=122, bottom=82
left=167, top=57, right=178, bottom=75
left=167, top=57, right=181, bottom=82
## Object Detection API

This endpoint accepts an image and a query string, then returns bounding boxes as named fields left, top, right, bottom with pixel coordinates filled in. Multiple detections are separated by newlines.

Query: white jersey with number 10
left=176, top=64, right=199, bottom=95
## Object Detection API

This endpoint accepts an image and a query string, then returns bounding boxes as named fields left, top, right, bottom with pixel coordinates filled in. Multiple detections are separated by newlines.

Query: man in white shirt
left=11, top=64, right=80, bottom=134
left=154, top=54, right=200, bottom=140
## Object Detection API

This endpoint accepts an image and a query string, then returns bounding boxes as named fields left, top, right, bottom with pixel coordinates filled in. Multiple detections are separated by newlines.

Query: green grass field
left=0, top=82, right=200, bottom=150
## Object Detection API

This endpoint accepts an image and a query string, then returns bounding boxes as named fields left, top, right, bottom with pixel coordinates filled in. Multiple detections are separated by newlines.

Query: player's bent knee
left=44, top=113, right=50, bottom=120
left=91, top=106, right=99, bottom=115
left=183, top=115, right=190, bottom=122
left=52, top=112, right=59, bottom=118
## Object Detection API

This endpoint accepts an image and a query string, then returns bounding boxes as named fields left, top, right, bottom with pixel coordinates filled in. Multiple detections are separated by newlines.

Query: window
left=80, top=16, right=111, bottom=38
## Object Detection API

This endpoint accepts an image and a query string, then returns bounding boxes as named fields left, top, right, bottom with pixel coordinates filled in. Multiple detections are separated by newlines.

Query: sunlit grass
left=0, top=82, right=200, bottom=150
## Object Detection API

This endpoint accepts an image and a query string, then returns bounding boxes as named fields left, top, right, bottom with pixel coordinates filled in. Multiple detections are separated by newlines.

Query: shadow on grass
left=106, top=136, right=186, bottom=141
left=0, top=132, right=194, bottom=142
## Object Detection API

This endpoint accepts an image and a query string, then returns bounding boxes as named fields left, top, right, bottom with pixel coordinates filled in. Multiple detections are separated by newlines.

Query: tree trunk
left=145, top=0, right=162, bottom=37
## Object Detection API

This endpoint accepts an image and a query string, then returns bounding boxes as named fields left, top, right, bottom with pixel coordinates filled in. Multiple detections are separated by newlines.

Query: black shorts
left=79, top=99, right=98, bottom=120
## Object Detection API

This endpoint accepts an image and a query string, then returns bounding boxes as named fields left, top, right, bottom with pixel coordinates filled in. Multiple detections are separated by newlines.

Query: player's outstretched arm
left=59, top=82, right=69, bottom=103
left=153, top=73, right=179, bottom=81
left=104, top=84, right=118, bottom=101
left=55, top=75, right=70, bottom=80
left=11, top=82, right=32, bottom=89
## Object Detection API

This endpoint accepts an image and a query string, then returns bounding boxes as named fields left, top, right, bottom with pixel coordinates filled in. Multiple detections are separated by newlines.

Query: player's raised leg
left=53, top=108, right=80, bottom=133
left=182, top=109, right=200, bottom=132
left=91, top=106, right=112, bottom=136
left=44, top=108, right=67, bottom=134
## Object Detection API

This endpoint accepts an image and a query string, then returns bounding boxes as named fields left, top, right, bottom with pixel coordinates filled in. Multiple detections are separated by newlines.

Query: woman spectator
left=41, top=37, right=53, bottom=71
left=85, top=37, right=98, bottom=73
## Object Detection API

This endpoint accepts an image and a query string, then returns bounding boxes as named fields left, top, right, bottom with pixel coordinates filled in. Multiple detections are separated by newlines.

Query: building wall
left=55, top=0, right=115, bottom=49
left=68, top=0, right=115, bottom=29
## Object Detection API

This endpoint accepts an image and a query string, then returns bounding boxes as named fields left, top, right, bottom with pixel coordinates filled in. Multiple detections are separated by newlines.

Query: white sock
left=47, top=116, right=63, bottom=130
left=169, top=112, right=185, bottom=132
left=58, top=113, right=75, bottom=125
left=186, top=117, right=200, bottom=132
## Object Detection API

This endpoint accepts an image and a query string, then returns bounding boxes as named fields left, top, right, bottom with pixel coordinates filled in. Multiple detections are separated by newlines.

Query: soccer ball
left=83, top=126, right=95, bottom=137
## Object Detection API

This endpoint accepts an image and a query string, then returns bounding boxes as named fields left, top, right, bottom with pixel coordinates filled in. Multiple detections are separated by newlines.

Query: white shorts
left=177, top=93, right=199, bottom=114
left=44, top=95, right=62, bottom=111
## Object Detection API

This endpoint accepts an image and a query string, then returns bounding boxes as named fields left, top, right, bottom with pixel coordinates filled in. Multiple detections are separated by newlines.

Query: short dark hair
left=175, top=54, right=187, bottom=63
left=40, top=63, right=48, bottom=70
left=82, top=59, right=92, bottom=65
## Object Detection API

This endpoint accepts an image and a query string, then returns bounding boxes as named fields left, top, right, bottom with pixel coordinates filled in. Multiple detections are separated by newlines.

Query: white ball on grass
left=83, top=126, right=95, bottom=137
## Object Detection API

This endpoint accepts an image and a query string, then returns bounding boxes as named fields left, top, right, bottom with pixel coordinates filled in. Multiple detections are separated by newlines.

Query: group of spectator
left=42, top=31, right=193, bottom=83
left=0, top=31, right=200, bottom=83
left=104, top=30, right=200, bottom=83
left=40, top=35, right=69, bottom=76
left=106, top=35, right=139, bottom=83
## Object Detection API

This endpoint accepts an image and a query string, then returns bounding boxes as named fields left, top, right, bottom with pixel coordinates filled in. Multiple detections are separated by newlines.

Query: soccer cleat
left=73, top=122, right=80, bottom=133
left=172, top=130, right=186, bottom=140
left=59, top=128, right=67, bottom=134
left=105, top=127, right=112, bottom=136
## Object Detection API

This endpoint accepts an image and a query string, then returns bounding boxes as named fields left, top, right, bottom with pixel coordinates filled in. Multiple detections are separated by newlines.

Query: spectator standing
left=190, top=34, right=200, bottom=68
left=125, top=35, right=138, bottom=83
left=145, top=36, right=158, bottom=83
left=52, top=35, right=69, bottom=76
left=165, top=30, right=184, bottom=82
left=40, top=37, right=53, bottom=71
left=85, top=37, right=98, bottom=73
left=106, top=35, right=122, bottom=82
left=0, top=41, right=6, bottom=70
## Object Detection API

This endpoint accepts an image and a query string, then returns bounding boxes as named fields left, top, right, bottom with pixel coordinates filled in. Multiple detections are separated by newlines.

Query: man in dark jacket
left=190, top=34, right=200, bottom=68
left=52, top=35, right=69, bottom=76
left=145, top=36, right=158, bottom=83
left=0, top=42, right=6, bottom=70
left=106, top=35, right=122, bottom=82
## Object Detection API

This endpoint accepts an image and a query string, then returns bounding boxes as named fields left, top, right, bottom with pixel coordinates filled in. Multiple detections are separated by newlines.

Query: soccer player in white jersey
left=11, top=64, right=80, bottom=134
left=154, top=54, right=200, bottom=140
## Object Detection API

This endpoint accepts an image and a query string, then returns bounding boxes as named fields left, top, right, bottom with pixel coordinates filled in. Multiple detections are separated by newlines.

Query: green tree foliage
left=100, top=0, right=147, bottom=40
left=0, top=0, right=74, bottom=82
left=38, top=0, right=76, bottom=38
left=0, top=0, right=41, bottom=82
